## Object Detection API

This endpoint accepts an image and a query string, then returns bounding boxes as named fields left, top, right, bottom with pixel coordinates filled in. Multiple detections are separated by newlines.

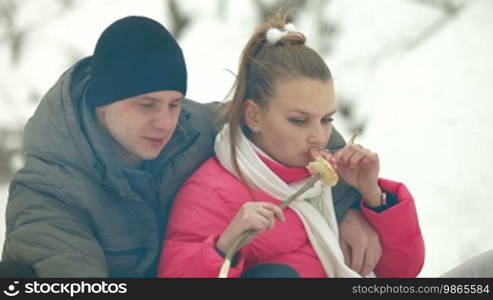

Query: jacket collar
left=257, top=153, right=310, bottom=183
left=74, top=58, right=200, bottom=199
left=140, top=105, right=200, bottom=180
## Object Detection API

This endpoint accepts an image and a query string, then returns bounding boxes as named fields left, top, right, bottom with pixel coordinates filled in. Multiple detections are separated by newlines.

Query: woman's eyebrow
left=287, top=108, right=337, bottom=116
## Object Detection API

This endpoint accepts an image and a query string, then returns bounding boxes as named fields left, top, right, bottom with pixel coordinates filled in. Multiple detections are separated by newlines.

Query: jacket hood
left=23, top=58, right=101, bottom=180
left=21, top=57, right=197, bottom=200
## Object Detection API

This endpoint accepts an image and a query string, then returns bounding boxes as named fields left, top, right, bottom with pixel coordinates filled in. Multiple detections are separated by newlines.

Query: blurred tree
left=336, top=0, right=469, bottom=134
left=251, top=0, right=338, bottom=55
left=0, top=130, right=22, bottom=183
left=0, top=0, right=24, bottom=64
left=165, top=0, right=190, bottom=40
left=0, top=0, right=76, bottom=65
left=0, top=0, right=76, bottom=183
left=404, top=0, right=466, bottom=51
left=0, top=0, right=475, bottom=183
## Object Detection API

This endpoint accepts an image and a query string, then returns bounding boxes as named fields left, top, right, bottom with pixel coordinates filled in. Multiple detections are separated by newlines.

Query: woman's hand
left=216, top=202, right=285, bottom=253
left=314, top=146, right=382, bottom=207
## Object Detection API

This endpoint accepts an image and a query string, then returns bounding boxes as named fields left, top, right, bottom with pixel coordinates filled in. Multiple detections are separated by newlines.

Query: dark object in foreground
left=0, top=260, right=37, bottom=277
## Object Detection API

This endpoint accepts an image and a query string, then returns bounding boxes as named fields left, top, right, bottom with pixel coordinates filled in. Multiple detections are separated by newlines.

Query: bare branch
left=410, top=0, right=465, bottom=15
left=166, top=0, right=190, bottom=39
left=0, top=0, right=77, bottom=65
left=253, top=0, right=307, bottom=22
left=341, top=0, right=468, bottom=73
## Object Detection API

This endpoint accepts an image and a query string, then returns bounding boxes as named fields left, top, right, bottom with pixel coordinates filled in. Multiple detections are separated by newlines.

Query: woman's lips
left=307, top=148, right=322, bottom=160
left=303, top=150, right=317, bottom=162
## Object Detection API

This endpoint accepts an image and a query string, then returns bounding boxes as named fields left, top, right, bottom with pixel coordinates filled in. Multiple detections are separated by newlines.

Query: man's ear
left=243, top=99, right=262, bottom=133
left=94, top=106, right=106, bottom=125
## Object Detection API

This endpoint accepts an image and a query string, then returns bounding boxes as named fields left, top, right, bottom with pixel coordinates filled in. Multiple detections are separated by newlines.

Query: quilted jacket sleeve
left=3, top=183, right=108, bottom=277
left=158, top=180, right=247, bottom=277
left=360, top=178, right=425, bottom=277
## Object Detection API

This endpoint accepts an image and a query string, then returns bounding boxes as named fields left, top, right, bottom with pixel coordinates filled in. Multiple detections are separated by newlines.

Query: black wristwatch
left=364, top=191, right=397, bottom=213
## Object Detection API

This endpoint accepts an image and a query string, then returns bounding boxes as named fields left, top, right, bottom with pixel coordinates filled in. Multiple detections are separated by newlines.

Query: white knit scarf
left=215, top=124, right=366, bottom=277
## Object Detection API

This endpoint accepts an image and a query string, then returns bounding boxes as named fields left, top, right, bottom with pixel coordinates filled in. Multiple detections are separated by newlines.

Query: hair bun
left=281, top=32, right=306, bottom=44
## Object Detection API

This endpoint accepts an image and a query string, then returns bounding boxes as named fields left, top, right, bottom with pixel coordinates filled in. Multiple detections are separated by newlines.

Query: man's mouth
left=144, top=137, right=166, bottom=147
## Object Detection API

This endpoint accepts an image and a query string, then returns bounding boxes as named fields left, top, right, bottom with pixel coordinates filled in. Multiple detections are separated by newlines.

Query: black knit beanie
left=87, top=16, right=187, bottom=107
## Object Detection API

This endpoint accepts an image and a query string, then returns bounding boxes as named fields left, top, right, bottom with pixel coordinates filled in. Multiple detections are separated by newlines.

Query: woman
left=158, top=11, right=424, bottom=278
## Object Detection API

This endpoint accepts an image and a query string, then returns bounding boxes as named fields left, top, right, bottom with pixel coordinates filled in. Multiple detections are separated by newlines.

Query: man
left=442, top=249, right=493, bottom=277
left=1, top=16, right=379, bottom=277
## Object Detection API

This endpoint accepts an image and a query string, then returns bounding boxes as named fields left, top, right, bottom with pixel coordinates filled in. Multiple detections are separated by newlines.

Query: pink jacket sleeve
left=360, top=178, right=425, bottom=278
left=157, top=181, right=247, bottom=277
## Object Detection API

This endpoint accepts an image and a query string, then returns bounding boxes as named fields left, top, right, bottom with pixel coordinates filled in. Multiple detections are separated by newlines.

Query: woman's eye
left=290, top=119, right=306, bottom=125
left=322, top=117, right=334, bottom=124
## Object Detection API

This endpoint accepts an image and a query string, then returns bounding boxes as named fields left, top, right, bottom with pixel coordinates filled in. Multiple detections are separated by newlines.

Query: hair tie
left=266, top=28, right=285, bottom=45
left=266, top=23, right=301, bottom=45
left=283, top=23, right=297, bottom=33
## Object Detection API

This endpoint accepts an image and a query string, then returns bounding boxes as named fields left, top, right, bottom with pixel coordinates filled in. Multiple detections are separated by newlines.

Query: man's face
left=96, top=90, right=183, bottom=167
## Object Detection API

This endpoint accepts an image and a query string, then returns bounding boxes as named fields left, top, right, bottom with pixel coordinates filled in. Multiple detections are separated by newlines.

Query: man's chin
left=139, top=151, right=161, bottom=161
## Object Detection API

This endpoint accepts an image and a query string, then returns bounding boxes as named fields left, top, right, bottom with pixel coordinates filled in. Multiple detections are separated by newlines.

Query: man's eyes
left=139, top=102, right=181, bottom=109
left=139, top=102, right=154, bottom=108
left=170, top=102, right=182, bottom=108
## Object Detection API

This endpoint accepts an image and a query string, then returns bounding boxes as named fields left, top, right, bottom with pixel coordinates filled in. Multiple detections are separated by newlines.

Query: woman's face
left=247, top=77, right=337, bottom=168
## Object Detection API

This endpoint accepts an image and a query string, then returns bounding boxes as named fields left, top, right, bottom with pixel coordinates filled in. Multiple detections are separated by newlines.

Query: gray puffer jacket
left=2, top=57, right=218, bottom=277
left=2, top=57, right=359, bottom=277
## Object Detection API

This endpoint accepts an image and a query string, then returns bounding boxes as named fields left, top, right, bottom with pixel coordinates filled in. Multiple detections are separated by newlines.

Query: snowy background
left=1, top=0, right=492, bottom=277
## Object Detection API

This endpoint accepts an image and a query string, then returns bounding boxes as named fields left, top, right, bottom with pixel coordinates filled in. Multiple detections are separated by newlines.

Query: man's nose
left=153, top=107, right=174, bottom=131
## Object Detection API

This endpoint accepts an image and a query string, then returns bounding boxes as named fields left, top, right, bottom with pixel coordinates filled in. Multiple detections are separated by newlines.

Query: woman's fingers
left=262, top=202, right=285, bottom=222
left=218, top=202, right=285, bottom=253
left=363, top=152, right=379, bottom=165
left=320, top=149, right=333, bottom=162
left=348, top=148, right=374, bottom=168
left=309, top=148, right=334, bottom=163
left=242, top=205, right=270, bottom=230
left=242, top=202, right=285, bottom=232
left=332, top=145, right=353, bottom=165
left=333, top=144, right=375, bottom=168
left=255, top=206, right=275, bottom=230
left=311, top=142, right=377, bottom=171
left=242, top=211, right=271, bottom=232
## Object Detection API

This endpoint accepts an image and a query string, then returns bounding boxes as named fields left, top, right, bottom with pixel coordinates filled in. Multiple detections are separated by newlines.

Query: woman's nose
left=307, top=124, right=329, bottom=147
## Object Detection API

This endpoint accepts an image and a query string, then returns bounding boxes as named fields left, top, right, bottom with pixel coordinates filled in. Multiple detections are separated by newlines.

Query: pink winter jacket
left=158, top=156, right=425, bottom=278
